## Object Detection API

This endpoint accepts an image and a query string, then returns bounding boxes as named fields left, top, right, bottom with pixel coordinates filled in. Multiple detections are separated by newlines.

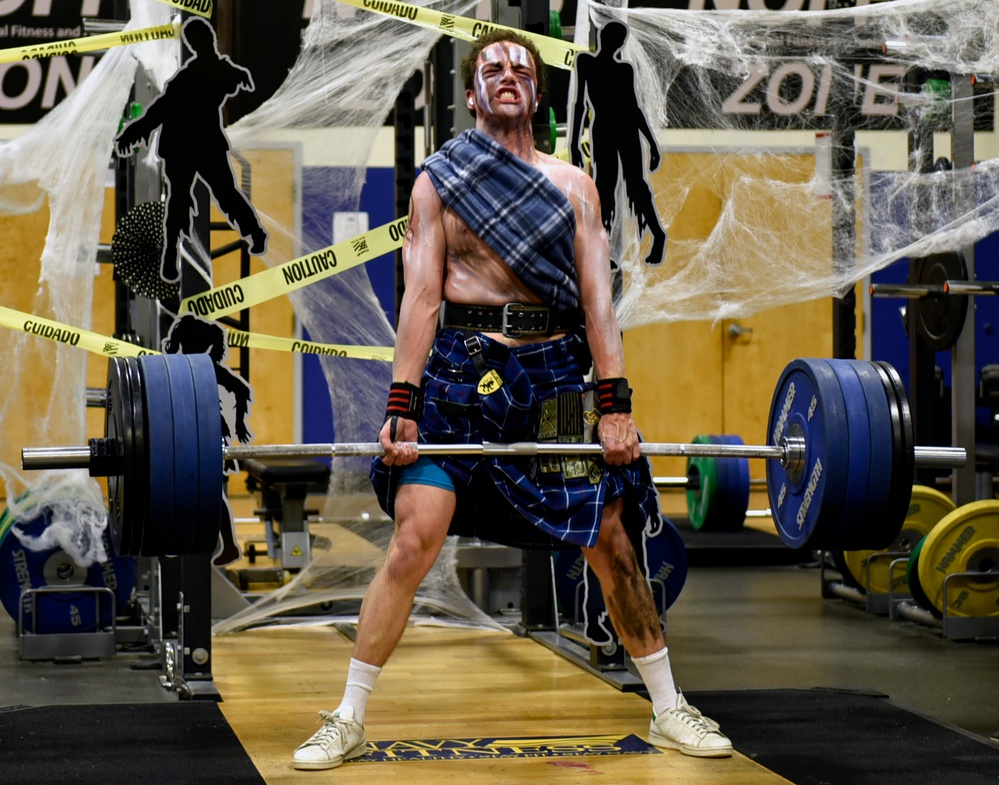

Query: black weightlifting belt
left=440, top=301, right=582, bottom=338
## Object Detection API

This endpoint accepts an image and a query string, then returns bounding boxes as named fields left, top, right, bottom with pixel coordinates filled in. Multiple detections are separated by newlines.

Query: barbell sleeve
left=869, top=283, right=945, bottom=298
left=943, top=281, right=999, bottom=295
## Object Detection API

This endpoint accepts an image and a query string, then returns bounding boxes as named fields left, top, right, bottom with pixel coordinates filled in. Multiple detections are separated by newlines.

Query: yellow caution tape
left=225, top=328, right=394, bottom=362
left=0, top=306, right=159, bottom=358
left=180, top=216, right=408, bottom=319
left=0, top=20, right=181, bottom=65
left=334, top=0, right=588, bottom=70
left=155, top=0, right=212, bottom=19
left=0, top=305, right=393, bottom=362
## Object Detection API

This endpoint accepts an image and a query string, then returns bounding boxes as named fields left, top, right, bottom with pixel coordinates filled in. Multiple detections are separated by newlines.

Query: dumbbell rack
left=887, top=558, right=999, bottom=641
left=823, top=552, right=999, bottom=640
left=820, top=550, right=909, bottom=616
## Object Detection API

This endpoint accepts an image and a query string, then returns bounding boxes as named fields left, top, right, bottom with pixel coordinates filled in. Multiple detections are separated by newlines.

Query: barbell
left=21, top=354, right=965, bottom=558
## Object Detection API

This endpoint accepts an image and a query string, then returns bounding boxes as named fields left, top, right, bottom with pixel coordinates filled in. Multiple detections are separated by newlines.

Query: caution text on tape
left=335, top=0, right=587, bottom=70
left=156, top=0, right=213, bottom=19
left=0, top=306, right=393, bottom=362
left=0, top=21, right=180, bottom=65
left=226, top=328, right=393, bottom=362
left=180, top=216, right=408, bottom=319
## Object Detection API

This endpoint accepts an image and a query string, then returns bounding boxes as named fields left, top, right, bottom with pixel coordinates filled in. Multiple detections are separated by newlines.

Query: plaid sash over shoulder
left=422, top=129, right=580, bottom=313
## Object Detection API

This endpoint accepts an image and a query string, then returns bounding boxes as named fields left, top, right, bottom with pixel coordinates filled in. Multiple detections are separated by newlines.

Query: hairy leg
left=581, top=498, right=663, bottom=658
left=352, top=483, right=455, bottom=666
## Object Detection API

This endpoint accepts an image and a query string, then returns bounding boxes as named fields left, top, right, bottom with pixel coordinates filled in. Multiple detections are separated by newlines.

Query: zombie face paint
left=472, top=42, right=538, bottom=117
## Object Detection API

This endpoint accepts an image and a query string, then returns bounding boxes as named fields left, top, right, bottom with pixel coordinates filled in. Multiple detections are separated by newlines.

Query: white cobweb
left=2, top=0, right=999, bottom=633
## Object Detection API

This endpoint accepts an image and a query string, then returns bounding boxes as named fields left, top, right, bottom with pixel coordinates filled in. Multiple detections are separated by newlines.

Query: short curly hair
left=459, top=29, right=547, bottom=117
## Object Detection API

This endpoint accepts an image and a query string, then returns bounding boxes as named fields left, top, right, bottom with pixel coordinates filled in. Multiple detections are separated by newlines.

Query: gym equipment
left=22, top=355, right=966, bottom=558
left=868, top=250, right=970, bottom=352
left=906, top=535, right=936, bottom=617
left=683, top=436, right=752, bottom=532
left=0, top=493, right=135, bottom=658
left=915, top=500, right=999, bottom=618
left=833, top=485, right=956, bottom=595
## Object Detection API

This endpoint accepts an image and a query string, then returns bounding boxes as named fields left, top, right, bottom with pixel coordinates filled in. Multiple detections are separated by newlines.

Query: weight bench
left=242, top=458, right=331, bottom=571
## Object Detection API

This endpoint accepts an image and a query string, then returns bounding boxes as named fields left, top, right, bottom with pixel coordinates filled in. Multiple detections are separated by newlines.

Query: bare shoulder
left=537, top=153, right=597, bottom=202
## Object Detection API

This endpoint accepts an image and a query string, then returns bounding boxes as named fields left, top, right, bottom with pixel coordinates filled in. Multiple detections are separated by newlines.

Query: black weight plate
left=123, top=358, right=149, bottom=558
left=163, top=355, right=200, bottom=555
left=137, top=355, right=174, bottom=556
left=872, top=361, right=916, bottom=539
left=105, top=358, right=136, bottom=557
left=913, top=251, right=968, bottom=351
left=188, top=354, right=225, bottom=554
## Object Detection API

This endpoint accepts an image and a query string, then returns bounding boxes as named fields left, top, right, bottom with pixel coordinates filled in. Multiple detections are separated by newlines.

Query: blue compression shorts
left=398, top=456, right=456, bottom=492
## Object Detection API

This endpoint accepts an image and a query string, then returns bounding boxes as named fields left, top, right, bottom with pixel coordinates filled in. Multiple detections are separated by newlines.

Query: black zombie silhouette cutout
left=163, top=313, right=254, bottom=566
left=569, top=20, right=667, bottom=268
left=115, top=16, right=268, bottom=284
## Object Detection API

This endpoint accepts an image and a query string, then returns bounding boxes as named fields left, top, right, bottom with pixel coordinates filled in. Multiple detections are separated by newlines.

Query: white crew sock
left=336, top=658, right=382, bottom=725
left=631, top=646, right=678, bottom=717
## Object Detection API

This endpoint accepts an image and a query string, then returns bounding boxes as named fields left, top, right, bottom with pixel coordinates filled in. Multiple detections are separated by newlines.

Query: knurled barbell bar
left=21, top=354, right=966, bottom=558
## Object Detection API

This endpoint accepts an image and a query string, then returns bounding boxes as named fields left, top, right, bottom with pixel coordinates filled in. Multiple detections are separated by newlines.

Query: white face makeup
left=472, top=42, right=538, bottom=117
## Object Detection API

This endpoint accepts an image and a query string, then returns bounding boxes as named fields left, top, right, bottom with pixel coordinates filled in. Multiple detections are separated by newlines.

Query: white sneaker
left=648, top=692, right=732, bottom=758
left=292, top=707, right=367, bottom=770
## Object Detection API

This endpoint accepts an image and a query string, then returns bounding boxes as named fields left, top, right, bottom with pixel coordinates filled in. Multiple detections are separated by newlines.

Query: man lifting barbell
left=290, top=29, right=733, bottom=769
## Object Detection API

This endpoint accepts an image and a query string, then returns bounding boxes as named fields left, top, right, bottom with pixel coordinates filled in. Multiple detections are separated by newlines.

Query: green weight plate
left=907, top=535, right=937, bottom=616
left=841, top=485, right=955, bottom=595
left=917, top=500, right=999, bottom=618
left=685, top=436, right=718, bottom=531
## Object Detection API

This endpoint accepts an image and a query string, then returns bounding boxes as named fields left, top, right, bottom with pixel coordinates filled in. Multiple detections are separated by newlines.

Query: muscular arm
left=570, top=168, right=640, bottom=465
left=379, top=172, right=447, bottom=464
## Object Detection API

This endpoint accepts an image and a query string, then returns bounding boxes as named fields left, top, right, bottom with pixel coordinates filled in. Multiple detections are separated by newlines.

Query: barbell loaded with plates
left=653, top=436, right=762, bottom=532
left=22, top=355, right=967, bottom=559
left=867, top=250, right=968, bottom=351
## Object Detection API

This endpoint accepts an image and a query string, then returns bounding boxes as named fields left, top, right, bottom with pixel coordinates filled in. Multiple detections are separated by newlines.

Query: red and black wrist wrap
left=385, top=381, right=423, bottom=421
left=596, top=377, right=632, bottom=414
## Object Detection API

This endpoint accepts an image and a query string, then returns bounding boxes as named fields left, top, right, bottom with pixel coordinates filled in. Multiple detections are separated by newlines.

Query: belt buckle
left=502, top=303, right=549, bottom=338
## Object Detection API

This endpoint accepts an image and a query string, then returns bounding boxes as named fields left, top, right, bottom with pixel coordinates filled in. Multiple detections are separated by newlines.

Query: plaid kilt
left=370, top=328, right=662, bottom=548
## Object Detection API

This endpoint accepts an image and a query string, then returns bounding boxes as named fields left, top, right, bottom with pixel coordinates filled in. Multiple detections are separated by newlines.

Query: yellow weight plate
left=841, top=485, right=955, bottom=594
left=917, top=500, right=999, bottom=618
